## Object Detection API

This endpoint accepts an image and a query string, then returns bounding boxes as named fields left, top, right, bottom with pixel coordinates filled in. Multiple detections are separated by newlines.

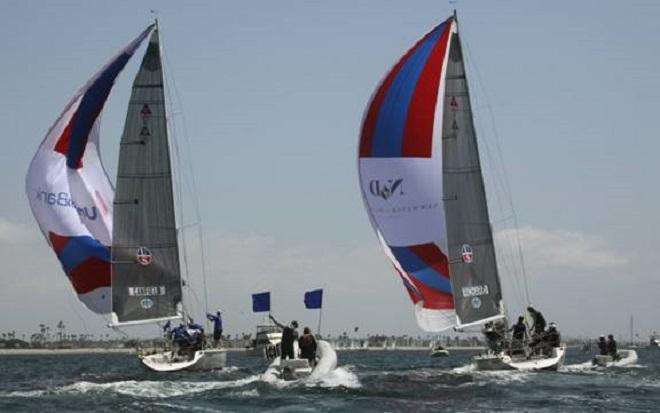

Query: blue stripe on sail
left=65, top=25, right=154, bottom=169
left=66, top=52, right=133, bottom=169
left=58, top=235, right=110, bottom=271
left=391, top=245, right=427, bottom=272
left=391, top=246, right=452, bottom=293
left=371, top=24, right=445, bottom=157
left=409, top=267, right=452, bottom=294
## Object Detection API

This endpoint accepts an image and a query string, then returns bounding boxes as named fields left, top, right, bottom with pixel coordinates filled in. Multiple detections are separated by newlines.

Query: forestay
left=25, top=26, right=154, bottom=314
left=111, top=28, right=183, bottom=325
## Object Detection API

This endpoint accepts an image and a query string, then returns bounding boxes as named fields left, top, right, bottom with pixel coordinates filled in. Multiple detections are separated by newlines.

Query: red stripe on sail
left=48, top=231, right=71, bottom=255
left=394, top=265, right=423, bottom=305
left=408, top=243, right=450, bottom=279
left=53, top=118, right=74, bottom=156
left=414, top=280, right=454, bottom=309
left=359, top=26, right=445, bottom=158
left=67, top=257, right=110, bottom=295
left=401, top=20, right=452, bottom=157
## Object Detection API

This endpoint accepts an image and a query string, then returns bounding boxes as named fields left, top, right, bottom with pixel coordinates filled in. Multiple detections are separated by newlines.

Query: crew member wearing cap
left=206, top=310, right=224, bottom=347
left=543, top=322, right=561, bottom=353
left=269, top=314, right=299, bottom=360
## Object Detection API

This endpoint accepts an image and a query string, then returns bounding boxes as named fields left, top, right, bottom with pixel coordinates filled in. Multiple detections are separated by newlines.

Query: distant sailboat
left=26, top=23, right=225, bottom=372
left=358, top=12, right=564, bottom=370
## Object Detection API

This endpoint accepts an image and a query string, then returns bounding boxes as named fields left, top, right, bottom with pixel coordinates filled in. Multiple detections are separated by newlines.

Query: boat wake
left=6, top=375, right=261, bottom=399
left=448, top=363, right=534, bottom=386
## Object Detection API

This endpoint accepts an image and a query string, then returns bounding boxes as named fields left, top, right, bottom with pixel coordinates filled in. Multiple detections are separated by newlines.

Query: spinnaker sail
left=26, top=26, right=154, bottom=314
left=358, top=15, right=504, bottom=331
left=111, top=28, right=183, bottom=325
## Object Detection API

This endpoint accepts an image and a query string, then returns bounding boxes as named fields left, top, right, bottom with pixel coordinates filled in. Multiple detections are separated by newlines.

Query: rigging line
left=157, top=25, right=194, bottom=320
left=62, top=280, right=90, bottom=336
left=468, top=83, right=526, bottom=309
left=462, top=37, right=531, bottom=307
left=461, top=29, right=531, bottom=307
left=160, top=31, right=211, bottom=320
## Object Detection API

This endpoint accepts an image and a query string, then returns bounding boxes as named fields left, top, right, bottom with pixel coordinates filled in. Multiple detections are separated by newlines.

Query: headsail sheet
left=442, top=30, right=504, bottom=327
left=358, top=18, right=456, bottom=331
left=111, top=28, right=183, bottom=325
left=25, top=26, right=154, bottom=313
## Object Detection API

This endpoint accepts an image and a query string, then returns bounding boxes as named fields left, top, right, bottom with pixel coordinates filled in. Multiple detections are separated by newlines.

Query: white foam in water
left=150, top=401, right=231, bottom=412
left=448, top=362, right=533, bottom=386
left=226, top=389, right=260, bottom=398
left=561, top=361, right=600, bottom=373
left=451, top=363, right=477, bottom=374
left=305, top=366, right=361, bottom=389
left=8, top=376, right=261, bottom=399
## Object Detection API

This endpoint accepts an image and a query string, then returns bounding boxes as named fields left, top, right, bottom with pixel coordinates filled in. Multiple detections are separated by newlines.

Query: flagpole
left=317, top=306, right=323, bottom=338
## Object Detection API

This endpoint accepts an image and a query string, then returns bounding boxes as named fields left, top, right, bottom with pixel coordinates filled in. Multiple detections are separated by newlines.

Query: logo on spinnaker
left=369, top=179, right=404, bottom=200
left=461, top=244, right=473, bottom=263
left=140, top=298, right=154, bottom=309
left=136, top=246, right=152, bottom=266
left=471, top=297, right=482, bottom=309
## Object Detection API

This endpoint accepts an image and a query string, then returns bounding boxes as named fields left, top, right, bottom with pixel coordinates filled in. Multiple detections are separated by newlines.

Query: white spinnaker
left=25, top=26, right=154, bottom=313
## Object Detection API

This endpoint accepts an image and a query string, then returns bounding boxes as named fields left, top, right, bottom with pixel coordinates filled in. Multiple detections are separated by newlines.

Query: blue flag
left=252, top=292, right=270, bottom=312
left=304, top=289, right=323, bottom=309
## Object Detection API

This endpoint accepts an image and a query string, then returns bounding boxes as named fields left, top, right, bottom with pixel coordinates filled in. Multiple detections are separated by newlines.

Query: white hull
left=140, top=348, right=227, bottom=372
left=592, top=349, right=638, bottom=367
left=473, top=345, right=566, bottom=371
left=264, top=340, right=337, bottom=381
left=430, top=349, right=449, bottom=357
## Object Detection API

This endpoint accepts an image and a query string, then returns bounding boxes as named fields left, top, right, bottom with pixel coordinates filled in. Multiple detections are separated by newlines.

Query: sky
left=0, top=0, right=659, bottom=341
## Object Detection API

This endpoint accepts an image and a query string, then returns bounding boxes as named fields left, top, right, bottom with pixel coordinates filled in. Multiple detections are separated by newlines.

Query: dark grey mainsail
left=111, top=28, right=182, bottom=324
left=442, top=27, right=504, bottom=327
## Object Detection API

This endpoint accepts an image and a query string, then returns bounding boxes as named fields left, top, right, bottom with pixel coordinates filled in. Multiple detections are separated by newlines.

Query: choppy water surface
left=1, top=347, right=659, bottom=412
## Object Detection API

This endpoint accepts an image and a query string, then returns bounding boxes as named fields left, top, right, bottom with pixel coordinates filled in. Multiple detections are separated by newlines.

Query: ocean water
left=1, top=347, right=659, bottom=412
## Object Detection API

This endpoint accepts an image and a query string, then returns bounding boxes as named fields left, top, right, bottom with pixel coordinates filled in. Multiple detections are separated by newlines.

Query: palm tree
left=56, top=321, right=65, bottom=342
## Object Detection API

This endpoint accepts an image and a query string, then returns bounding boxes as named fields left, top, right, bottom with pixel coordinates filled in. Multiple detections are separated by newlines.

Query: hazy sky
left=1, top=0, right=659, bottom=341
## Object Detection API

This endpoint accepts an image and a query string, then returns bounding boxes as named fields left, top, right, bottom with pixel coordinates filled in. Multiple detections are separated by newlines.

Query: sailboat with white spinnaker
left=26, top=22, right=225, bottom=372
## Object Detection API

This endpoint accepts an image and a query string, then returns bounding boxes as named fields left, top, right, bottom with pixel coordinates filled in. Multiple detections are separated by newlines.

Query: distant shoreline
left=0, top=348, right=135, bottom=355
left=0, top=346, right=484, bottom=356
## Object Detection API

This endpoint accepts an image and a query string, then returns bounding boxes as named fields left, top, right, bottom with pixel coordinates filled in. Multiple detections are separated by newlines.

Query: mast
left=111, top=25, right=183, bottom=326
left=442, top=16, right=505, bottom=328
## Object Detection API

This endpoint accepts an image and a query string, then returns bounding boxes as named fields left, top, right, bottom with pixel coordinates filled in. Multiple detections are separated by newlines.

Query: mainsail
left=358, top=15, right=504, bottom=331
left=442, top=28, right=504, bottom=328
left=111, top=27, right=183, bottom=325
left=26, top=26, right=154, bottom=314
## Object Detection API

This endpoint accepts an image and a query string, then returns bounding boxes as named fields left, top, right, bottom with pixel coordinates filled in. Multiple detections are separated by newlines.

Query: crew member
left=527, top=306, right=546, bottom=335
left=269, top=314, right=299, bottom=360
left=298, top=327, right=318, bottom=367
left=597, top=336, right=608, bottom=355
left=542, top=322, right=561, bottom=355
left=483, top=322, right=503, bottom=353
left=509, top=316, right=528, bottom=354
left=206, top=310, right=224, bottom=347
left=607, top=334, right=618, bottom=360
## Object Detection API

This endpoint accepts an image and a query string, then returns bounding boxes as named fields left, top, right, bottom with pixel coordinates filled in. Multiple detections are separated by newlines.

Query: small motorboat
left=430, top=345, right=449, bottom=357
left=264, top=340, right=336, bottom=381
left=592, top=349, right=638, bottom=368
